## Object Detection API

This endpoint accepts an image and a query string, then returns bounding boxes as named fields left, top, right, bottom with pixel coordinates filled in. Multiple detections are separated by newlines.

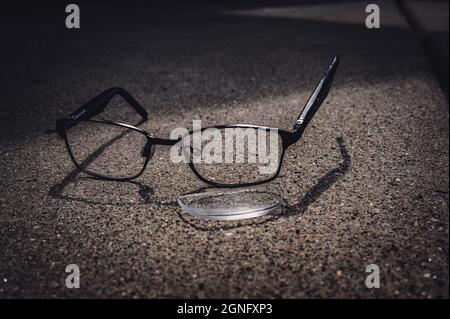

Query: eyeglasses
left=56, top=55, right=339, bottom=187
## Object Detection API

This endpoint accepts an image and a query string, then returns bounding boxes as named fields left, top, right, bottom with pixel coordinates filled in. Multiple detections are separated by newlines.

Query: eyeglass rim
left=60, top=119, right=293, bottom=186
left=61, top=119, right=152, bottom=181
left=179, top=124, right=289, bottom=188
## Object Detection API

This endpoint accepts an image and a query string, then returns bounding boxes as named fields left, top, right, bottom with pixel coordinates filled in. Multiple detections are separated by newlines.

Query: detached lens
left=177, top=184, right=283, bottom=220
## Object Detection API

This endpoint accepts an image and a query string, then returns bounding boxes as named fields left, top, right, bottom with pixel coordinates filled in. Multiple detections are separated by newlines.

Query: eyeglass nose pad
left=141, top=142, right=155, bottom=160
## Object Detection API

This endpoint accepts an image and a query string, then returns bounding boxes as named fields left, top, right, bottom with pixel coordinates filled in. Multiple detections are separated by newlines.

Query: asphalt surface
left=0, top=1, right=448, bottom=298
left=399, top=0, right=449, bottom=97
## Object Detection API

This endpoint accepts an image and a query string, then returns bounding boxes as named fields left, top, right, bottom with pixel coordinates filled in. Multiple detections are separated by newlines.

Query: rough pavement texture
left=0, top=1, right=448, bottom=298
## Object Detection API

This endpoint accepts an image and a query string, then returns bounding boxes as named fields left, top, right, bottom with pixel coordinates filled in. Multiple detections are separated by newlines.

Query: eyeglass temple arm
left=68, top=87, right=148, bottom=121
left=292, top=55, right=339, bottom=136
left=56, top=87, right=148, bottom=137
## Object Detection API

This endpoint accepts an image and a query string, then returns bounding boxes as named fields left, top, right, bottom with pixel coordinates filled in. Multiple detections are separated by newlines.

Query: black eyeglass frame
left=56, top=55, right=339, bottom=187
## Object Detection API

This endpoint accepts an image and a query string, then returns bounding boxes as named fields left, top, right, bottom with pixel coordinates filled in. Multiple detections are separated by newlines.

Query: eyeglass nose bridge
left=141, top=141, right=155, bottom=160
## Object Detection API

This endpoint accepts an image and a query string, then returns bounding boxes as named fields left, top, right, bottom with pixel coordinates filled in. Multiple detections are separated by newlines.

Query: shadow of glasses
left=49, top=124, right=350, bottom=225
left=175, top=136, right=351, bottom=231
left=48, top=118, right=177, bottom=207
